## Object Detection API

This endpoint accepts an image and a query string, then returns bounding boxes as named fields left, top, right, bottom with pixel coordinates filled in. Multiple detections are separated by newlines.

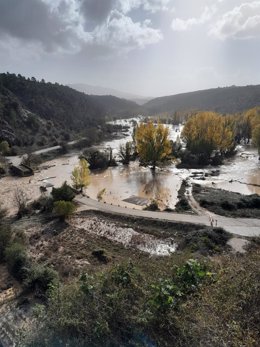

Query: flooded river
left=1, top=118, right=259, bottom=214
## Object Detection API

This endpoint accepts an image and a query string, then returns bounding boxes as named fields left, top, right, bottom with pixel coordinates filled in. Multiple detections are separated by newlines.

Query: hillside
left=0, top=73, right=140, bottom=148
left=90, top=95, right=143, bottom=117
left=68, top=83, right=152, bottom=105
left=145, top=85, right=260, bottom=114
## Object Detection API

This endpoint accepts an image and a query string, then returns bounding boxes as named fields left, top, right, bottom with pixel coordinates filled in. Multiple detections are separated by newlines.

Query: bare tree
left=14, top=188, right=29, bottom=217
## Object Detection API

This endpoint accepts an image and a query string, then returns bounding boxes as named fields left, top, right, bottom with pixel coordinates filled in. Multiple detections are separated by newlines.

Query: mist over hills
left=69, top=82, right=260, bottom=115
left=68, top=83, right=152, bottom=105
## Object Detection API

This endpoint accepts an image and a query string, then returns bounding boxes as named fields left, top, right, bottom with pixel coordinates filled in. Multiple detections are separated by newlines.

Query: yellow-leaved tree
left=71, top=158, right=90, bottom=192
left=242, top=108, right=260, bottom=154
left=252, top=124, right=260, bottom=155
left=134, top=121, right=172, bottom=170
left=182, top=112, right=235, bottom=160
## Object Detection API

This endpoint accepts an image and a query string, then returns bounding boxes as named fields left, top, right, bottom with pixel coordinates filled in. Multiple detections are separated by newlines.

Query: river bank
left=1, top=118, right=259, bottom=217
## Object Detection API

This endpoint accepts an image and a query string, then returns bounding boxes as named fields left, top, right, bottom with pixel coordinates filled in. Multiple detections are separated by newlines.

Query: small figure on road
left=215, top=219, right=218, bottom=227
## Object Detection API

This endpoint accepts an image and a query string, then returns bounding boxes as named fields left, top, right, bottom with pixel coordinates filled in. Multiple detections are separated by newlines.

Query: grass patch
left=193, top=184, right=260, bottom=218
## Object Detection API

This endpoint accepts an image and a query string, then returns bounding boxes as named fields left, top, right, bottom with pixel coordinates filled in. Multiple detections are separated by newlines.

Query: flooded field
left=1, top=118, right=259, bottom=214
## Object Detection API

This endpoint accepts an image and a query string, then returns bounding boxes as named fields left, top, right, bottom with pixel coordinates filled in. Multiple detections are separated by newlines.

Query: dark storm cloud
left=80, top=0, right=116, bottom=27
left=0, top=0, right=77, bottom=51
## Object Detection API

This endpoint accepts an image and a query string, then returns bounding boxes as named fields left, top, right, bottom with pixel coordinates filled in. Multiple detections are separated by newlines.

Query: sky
left=0, top=0, right=260, bottom=97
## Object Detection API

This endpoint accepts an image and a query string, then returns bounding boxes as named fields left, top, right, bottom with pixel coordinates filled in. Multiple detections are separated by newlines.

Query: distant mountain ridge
left=144, top=85, right=260, bottom=114
left=68, top=83, right=152, bottom=105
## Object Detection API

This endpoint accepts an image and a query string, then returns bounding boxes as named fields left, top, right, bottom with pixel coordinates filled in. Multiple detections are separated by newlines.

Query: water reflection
left=87, top=162, right=180, bottom=209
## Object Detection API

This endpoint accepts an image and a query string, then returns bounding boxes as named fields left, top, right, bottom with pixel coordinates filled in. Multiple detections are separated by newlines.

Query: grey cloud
left=0, top=0, right=163, bottom=55
left=0, top=0, right=79, bottom=51
left=80, top=0, right=116, bottom=27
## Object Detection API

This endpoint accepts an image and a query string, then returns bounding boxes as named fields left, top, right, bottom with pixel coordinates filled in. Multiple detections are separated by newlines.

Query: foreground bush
left=176, top=249, right=260, bottom=346
left=53, top=200, right=76, bottom=221
left=24, top=260, right=212, bottom=347
left=24, top=264, right=58, bottom=294
left=0, top=225, right=12, bottom=262
left=4, top=242, right=28, bottom=280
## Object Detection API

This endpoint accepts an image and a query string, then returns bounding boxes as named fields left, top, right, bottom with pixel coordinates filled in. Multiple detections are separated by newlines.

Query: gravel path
left=76, top=196, right=260, bottom=237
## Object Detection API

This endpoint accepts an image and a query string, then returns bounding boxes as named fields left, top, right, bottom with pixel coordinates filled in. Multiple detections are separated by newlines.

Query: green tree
left=135, top=122, right=172, bottom=170
left=71, top=159, right=90, bottom=192
left=119, top=141, right=133, bottom=165
left=0, top=141, right=10, bottom=155
left=53, top=201, right=76, bottom=221
left=51, top=182, right=75, bottom=202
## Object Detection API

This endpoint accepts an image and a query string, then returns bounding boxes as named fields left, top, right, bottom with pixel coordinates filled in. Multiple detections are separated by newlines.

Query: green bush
left=53, top=200, right=76, bottom=220
left=24, top=264, right=58, bottom=293
left=25, top=259, right=212, bottom=346
left=0, top=225, right=12, bottom=262
left=51, top=182, right=75, bottom=202
left=0, top=140, right=10, bottom=155
left=4, top=242, right=28, bottom=280
left=148, top=259, right=211, bottom=318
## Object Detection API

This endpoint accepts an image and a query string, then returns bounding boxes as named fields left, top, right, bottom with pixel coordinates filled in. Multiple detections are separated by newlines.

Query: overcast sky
left=0, top=0, right=260, bottom=97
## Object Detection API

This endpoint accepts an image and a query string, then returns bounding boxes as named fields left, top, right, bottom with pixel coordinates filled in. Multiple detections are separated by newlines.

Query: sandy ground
left=71, top=215, right=176, bottom=256
left=0, top=175, right=42, bottom=215
left=227, top=237, right=250, bottom=253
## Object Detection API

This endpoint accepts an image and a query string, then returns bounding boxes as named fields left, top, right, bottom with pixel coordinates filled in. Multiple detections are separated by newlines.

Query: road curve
left=75, top=196, right=260, bottom=237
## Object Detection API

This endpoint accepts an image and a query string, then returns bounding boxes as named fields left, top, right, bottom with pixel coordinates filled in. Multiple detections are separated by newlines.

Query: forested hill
left=0, top=73, right=140, bottom=147
left=144, top=85, right=260, bottom=114
left=91, top=95, right=142, bottom=117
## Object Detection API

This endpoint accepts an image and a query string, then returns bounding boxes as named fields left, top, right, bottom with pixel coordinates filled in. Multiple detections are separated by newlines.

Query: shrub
left=21, top=153, right=41, bottom=168
left=59, top=142, right=68, bottom=154
left=24, top=264, right=58, bottom=293
left=51, top=182, right=75, bottom=202
left=0, top=225, right=12, bottom=262
left=148, top=259, right=211, bottom=317
left=83, top=149, right=109, bottom=170
left=246, top=196, right=260, bottom=208
left=14, top=188, right=29, bottom=218
left=4, top=242, right=28, bottom=280
left=221, top=200, right=236, bottom=211
left=92, top=250, right=109, bottom=263
left=0, top=140, right=10, bottom=155
left=178, top=228, right=230, bottom=255
left=32, top=196, right=54, bottom=213
left=53, top=201, right=76, bottom=220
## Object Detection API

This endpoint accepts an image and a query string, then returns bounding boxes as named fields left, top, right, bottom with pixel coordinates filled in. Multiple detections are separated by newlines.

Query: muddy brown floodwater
left=1, top=118, right=259, bottom=215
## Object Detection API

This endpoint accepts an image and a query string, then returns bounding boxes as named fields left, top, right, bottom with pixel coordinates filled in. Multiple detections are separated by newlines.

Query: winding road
left=75, top=195, right=260, bottom=237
